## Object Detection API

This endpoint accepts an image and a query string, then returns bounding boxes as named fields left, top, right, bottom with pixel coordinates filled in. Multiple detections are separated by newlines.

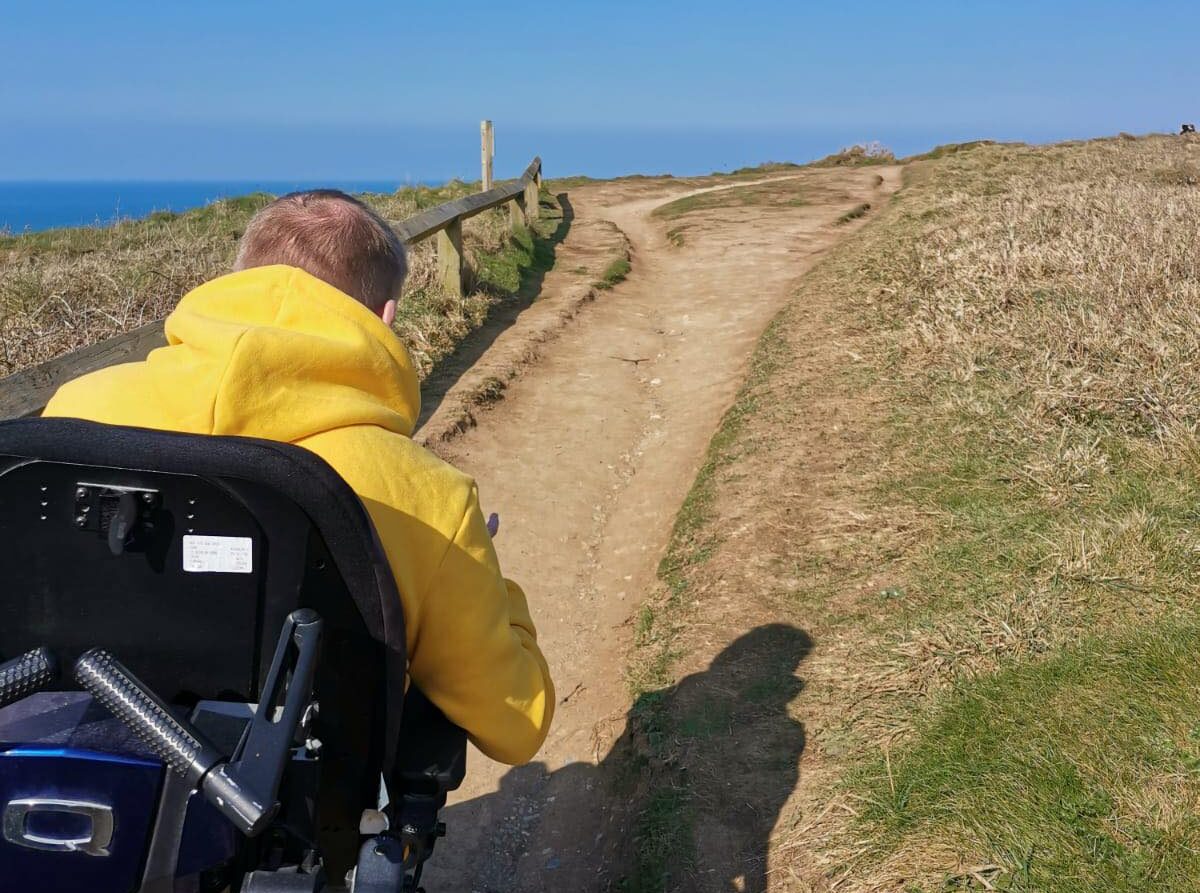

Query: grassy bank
left=838, top=134, right=1200, bottom=891
left=624, top=133, right=1200, bottom=891
left=0, top=181, right=556, bottom=379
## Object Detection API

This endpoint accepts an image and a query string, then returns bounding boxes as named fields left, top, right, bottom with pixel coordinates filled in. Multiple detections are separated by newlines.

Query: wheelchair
left=0, top=417, right=467, bottom=892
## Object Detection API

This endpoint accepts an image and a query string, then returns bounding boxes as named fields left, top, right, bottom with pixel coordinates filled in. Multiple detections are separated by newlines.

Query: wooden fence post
left=481, top=120, right=494, bottom=192
left=437, top=218, right=464, bottom=295
left=525, top=178, right=539, bottom=222
left=509, top=194, right=526, bottom=230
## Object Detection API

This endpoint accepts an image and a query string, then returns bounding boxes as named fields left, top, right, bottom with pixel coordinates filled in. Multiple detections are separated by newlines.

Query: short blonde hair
left=234, top=189, right=407, bottom=310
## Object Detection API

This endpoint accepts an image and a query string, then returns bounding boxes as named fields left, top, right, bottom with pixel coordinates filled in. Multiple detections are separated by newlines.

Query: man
left=43, top=190, right=554, bottom=765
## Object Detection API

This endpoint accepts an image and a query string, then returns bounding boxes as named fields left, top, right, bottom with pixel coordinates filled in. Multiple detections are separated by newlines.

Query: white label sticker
left=182, top=535, right=254, bottom=574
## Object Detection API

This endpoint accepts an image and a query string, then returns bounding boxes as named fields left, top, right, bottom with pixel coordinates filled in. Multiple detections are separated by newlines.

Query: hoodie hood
left=115, top=264, right=423, bottom=442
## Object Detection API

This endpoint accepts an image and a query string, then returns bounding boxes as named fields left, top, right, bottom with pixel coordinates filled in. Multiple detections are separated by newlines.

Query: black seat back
left=0, top=417, right=409, bottom=873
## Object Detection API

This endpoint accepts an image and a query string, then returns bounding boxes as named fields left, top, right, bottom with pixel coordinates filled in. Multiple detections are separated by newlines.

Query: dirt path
left=419, top=166, right=901, bottom=891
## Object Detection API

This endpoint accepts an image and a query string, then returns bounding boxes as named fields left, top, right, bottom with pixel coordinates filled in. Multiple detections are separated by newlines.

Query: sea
left=0, top=122, right=1081, bottom=234
left=0, top=180, right=430, bottom=234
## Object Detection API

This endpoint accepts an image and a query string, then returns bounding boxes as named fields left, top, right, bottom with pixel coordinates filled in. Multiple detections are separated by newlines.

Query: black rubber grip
left=0, top=647, right=59, bottom=709
left=75, top=648, right=223, bottom=782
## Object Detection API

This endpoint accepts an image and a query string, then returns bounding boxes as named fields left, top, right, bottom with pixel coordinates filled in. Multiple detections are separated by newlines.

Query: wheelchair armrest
left=372, top=687, right=466, bottom=885
left=391, top=686, right=467, bottom=800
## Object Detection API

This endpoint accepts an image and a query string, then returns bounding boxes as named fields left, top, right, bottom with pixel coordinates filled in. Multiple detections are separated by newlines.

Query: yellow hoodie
left=43, top=264, right=554, bottom=765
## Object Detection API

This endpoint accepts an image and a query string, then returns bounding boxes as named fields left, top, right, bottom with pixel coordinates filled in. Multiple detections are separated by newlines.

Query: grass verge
left=650, top=178, right=810, bottom=221
left=620, top=315, right=795, bottom=892
left=397, top=213, right=561, bottom=377
left=0, top=181, right=555, bottom=379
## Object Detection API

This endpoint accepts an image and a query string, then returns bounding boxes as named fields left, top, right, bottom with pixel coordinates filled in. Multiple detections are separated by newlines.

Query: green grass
left=842, top=391, right=1200, bottom=888
left=651, top=193, right=711, bottom=220
left=621, top=788, right=694, bottom=893
left=544, top=175, right=602, bottom=191
left=550, top=163, right=808, bottom=189
left=472, top=223, right=539, bottom=293
left=594, top=257, right=631, bottom=290
left=715, top=161, right=805, bottom=178
left=392, top=209, right=561, bottom=376
left=856, top=619, right=1200, bottom=891
left=545, top=172, right=677, bottom=193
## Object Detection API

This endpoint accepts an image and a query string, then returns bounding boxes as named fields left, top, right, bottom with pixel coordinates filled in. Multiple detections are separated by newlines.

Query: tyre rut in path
left=419, top=167, right=901, bottom=891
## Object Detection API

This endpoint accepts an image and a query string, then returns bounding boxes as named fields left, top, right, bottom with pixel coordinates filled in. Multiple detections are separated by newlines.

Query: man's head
left=234, top=189, right=406, bottom=326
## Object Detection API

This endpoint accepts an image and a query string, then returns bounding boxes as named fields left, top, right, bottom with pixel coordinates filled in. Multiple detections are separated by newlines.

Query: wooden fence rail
left=0, top=155, right=544, bottom=420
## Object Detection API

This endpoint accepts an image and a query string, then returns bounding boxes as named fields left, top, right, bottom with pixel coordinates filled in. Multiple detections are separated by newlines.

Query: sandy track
left=419, top=166, right=901, bottom=891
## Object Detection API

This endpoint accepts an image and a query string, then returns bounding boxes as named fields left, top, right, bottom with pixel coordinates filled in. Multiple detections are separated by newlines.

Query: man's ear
left=380, top=298, right=397, bottom=327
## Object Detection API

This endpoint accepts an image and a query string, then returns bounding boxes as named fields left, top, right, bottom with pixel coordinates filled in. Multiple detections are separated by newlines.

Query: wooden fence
left=0, top=156, right=544, bottom=420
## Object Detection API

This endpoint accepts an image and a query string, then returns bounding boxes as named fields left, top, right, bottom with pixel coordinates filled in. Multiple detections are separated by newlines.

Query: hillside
left=627, top=133, right=1200, bottom=890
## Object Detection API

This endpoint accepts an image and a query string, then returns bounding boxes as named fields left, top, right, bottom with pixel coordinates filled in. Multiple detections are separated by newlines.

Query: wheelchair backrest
left=0, top=417, right=409, bottom=877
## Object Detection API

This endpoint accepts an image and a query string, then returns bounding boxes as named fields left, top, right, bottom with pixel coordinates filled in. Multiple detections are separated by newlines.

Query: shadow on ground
left=433, top=623, right=813, bottom=892
left=416, top=193, right=574, bottom=429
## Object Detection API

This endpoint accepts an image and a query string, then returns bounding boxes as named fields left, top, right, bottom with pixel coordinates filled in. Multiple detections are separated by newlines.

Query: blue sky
left=1, top=0, right=1196, bottom=180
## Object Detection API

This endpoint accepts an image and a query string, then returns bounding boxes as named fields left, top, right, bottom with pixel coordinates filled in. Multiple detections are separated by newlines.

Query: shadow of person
left=426, top=623, right=813, bottom=893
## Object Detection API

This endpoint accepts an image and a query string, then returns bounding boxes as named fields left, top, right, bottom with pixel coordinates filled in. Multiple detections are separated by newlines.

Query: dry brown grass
left=897, top=136, right=1200, bottom=444
left=0, top=182, right=522, bottom=379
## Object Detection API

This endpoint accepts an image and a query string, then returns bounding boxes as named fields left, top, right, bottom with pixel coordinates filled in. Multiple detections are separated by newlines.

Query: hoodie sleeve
left=407, top=481, right=555, bottom=765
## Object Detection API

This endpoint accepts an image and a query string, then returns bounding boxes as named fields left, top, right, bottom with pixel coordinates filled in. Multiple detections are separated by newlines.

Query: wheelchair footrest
left=350, top=835, right=409, bottom=893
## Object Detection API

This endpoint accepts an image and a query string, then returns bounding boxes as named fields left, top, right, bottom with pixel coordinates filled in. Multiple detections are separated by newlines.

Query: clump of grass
left=835, top=202, right=871, bottom=224
left=0, top=181, right=524, bottom=379
left=594, top=257, right=631, bottom=290
left=812, top=141, right=895, bottom=167
left=467, top=375, right=507, bottom=406
left=392, top=213, right=562, bottom=377
left=622, top=788, right=694, bottom=893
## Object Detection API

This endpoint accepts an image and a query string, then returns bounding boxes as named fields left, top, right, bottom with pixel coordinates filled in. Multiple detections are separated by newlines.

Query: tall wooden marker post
left=480, top=120, right=494, bottom=191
